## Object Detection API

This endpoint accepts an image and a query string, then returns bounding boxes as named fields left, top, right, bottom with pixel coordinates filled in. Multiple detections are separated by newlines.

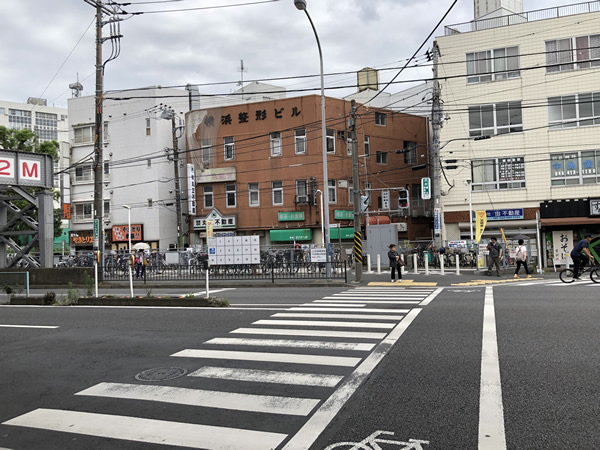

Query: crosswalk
left=2, top=286, right=441, bottom=449
left=500, top=279, right=599, bottom=287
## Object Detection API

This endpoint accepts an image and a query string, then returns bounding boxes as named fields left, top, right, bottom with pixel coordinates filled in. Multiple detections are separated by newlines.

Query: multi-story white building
left=67, top=83, right=286, bottom=252
left=436, top=0, right=600, bottom=268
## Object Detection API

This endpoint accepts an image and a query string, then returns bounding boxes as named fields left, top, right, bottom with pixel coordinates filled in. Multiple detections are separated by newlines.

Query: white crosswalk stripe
left=3, top=285, right=432, bottom=449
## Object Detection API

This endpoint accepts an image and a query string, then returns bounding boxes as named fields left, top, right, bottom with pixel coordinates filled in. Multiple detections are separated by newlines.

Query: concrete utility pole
left=431, top=41, right=444, bottom=248
left=350, top=100, right=362, bottom=282
left=170, top=114, right=183, bottom=249
left=93, top=0, right=104, bottom=266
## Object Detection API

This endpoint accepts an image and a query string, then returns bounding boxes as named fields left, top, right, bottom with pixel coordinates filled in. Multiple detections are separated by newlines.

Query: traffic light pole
left=350, top=100, right=362, bottom=282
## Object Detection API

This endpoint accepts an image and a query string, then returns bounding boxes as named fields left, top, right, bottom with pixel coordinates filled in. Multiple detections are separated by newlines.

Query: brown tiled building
left=184, top=95, right=431, bottom=246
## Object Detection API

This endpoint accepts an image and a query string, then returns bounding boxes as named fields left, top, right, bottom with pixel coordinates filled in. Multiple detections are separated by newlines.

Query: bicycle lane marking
left=479, top=286, right=507, bottom=449
left=281, top=308, right=422, bottom=450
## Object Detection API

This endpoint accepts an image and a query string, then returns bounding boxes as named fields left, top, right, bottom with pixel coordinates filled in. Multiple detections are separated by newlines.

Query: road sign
left=93, top=219, right=99, bottom=249
left=382, top=190, right=390, bottom=210
left=421, top=177, right=431, bottom=200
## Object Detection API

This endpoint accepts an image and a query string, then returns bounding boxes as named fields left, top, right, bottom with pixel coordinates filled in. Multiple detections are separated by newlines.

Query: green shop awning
left=330, top=227, right=355, bottom=240
left=270, top=229, right=312, bottom=242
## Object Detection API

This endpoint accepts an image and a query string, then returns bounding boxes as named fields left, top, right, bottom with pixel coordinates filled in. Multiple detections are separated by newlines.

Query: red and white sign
left=0, top=156, right=15, bottom=178
left=0, top=156, right=41, bottom=181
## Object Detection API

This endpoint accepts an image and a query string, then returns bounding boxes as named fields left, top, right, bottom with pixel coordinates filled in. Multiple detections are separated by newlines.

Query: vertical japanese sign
left=475, top=210, right=487, bottom=243
left=433, top=208, right=441, bottom=237
left=206, top=220, right=214, bottom=239
left=187, top=164, right=196, bottom=216
left=421, top=177, right=431, bottom=200
left=381, top=190, right=390, bottom=210
left=93, top=219, right=99, bottom=249
left=552, top=230, right=573, bottom=265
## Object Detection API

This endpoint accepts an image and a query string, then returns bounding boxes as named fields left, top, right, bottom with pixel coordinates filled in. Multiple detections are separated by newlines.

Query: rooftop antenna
left=238, top=59, right=247, bottom=99
left=69, top=73, right=83, bottom=98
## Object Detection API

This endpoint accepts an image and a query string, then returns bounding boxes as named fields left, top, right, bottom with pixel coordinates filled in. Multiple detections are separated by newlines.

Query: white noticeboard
left=552, top=230, right=573, bottom=266
left=311, top=248, right=327, bottom=263
left=207, top=235, right=261, bottom=265
left=382, top=190, right=390, bottom=210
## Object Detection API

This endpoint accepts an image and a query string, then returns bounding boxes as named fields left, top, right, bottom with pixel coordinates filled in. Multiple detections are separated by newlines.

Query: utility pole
left=93, top=0, right=104, bottom=266
left=350, top=100, right=362, bottom=281
left=170, top=114, right=183, bottom=249
left=431, top=41, right=444, bottom=248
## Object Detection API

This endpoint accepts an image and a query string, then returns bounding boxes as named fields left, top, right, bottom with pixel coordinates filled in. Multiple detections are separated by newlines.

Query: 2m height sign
left=0, top=150, right=53, bottom=189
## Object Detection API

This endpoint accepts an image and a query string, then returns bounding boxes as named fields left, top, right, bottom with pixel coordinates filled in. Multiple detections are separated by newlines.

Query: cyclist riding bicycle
left=570, top=233, right=594, bottom=280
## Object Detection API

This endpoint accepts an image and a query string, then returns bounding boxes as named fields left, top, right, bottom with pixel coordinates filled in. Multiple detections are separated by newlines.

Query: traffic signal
left=398, top=190, right=409, bottom=209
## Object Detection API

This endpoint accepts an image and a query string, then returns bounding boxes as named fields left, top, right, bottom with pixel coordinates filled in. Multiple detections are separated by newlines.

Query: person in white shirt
left=513, top=239, right=531, bottom=279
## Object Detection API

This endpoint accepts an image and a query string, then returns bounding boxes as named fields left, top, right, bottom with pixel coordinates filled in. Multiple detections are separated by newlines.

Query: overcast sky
left=0, top=0, right=580, bottom=109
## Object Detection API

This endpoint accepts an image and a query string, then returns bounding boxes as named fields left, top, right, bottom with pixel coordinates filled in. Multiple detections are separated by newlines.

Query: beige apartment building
left=436, top=0, right=600, bottom=267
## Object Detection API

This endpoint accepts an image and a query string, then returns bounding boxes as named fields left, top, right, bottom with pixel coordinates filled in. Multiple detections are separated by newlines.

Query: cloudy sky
left=1, top=0, right=580, bottom=109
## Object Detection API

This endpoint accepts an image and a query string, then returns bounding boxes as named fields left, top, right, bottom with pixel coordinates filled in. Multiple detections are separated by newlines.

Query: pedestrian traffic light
left=398, top=190, right=409, bottom=209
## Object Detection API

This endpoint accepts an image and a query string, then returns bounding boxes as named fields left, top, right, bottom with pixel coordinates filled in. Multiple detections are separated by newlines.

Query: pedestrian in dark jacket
left=388, top=244, right=403, bottom=282
left=487, top=237, right=503, bottom=277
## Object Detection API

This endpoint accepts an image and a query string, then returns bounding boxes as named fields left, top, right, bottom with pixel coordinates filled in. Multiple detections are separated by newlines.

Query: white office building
left=436, top=0, right=600, bottom=268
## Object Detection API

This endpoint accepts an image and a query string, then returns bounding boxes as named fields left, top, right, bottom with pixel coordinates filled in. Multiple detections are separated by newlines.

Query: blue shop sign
left=472, top=208, right=524, bottom=221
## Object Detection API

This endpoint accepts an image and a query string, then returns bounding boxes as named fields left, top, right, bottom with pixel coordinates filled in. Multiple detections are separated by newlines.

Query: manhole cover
left=135, top=367, right=188, bottom=381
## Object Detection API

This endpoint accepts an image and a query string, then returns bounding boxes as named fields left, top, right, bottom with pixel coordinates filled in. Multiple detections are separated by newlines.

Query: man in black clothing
left=486, top=237, right=503, bottom=277
left=388, top=244, right=403, bottom=283
left=570, top=233, right=594, bottom=280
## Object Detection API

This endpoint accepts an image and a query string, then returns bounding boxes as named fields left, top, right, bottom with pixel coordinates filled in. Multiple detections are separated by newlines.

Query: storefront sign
left=475, top=210, right=487, bottom=243
left=498, top=157, right=525, bottom=182
left=433, top=208, right=441, bottom=237
left=193, top=208, right=236, bottom=230
left=330, top=227, right=355, bottom=240
left=269, top=229, right=312, bottom=242
left=195, top=167, right=236, bottom=184
left=474, top=209, right=524, bottom=221
left=71, top=231, right=94, bottom=245
left=552, top=230, right=573, bottom=266
left=278, top=211, right=305, bottom=222
left=448, top=240, right=467, bottom=248
left=590, top=199, right=600, bottom=216
left=112, top=224, right=143, bottom=242
left=335, top=210, right=353, bottom=220
left=187, top=164, right=196, bottom=216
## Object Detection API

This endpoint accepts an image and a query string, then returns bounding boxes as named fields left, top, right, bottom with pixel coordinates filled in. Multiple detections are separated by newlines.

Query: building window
left=8, top=109, right=32, bottom=131
left=226, top=184, right=236, bottom=208
left=272, top=181, right=283, bottom=205
left=348, top=181, right=354, bottom=205
left=375, top=112, right=387, bottom=126
left=73, top=125, right=94, bottom=145
left=412, top=183, right=424, bottom=208
left=548, top=92, right=600, bottom=129
left=35, top=112, right=58, bottom=142
left=546, top=35, right=600, bottom=73
left=270, top=132, right=282, bottom=156
left=74, top=164, right=93, bottom=182
left=326, top=129, right=335, bottom=154
left=376, top=151, right=388, bottom=164
left=203, top=185, right=213, bottom=208
left=364, top=135, right=370, bottom=157
left=466, top=46, right=520, bottom=83
left=294, top=129, right=306, bottom=154
left=73, top=201, right=109, bottom=221
left=249, top=182, right=260, bottom=207
left=296, top=180, right=308, bottom=203
left=146, top=118, right=151, bottom=136
left=201, top=139, right=212, bottom=164
left=365, top=182, right=372, bottom=205
left=550, top=151, right=600, bottom=186
left=471, top=157, right=526, bottom=191
left=328, top=179, right=337, bottom=203
left=403, top=141, right=417, bottom=165
left=468, top=101, right=523, bottom=137
left=224, top=136, right=235, bottom=160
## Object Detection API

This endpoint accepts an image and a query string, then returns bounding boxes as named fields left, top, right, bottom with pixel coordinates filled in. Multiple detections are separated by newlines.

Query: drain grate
left=135, top=367, right=188, bottom=381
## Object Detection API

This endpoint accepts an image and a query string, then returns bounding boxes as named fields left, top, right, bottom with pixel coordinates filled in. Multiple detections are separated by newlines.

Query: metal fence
left=101, top=261, right=347, bottom=282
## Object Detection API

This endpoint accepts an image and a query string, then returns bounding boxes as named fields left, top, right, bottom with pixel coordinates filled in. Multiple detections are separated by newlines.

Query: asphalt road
left=0, top=281, right=598, bottom=449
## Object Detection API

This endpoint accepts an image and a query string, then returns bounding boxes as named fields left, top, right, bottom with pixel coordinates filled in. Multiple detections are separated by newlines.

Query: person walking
left=134, top=249, right=146, bottom=279
left=570, top=233, right=594, bottom=280
left=513, top=239, right=531, bottom=278
left=388, top=244, right=403, bottom=283
left=487, top=237, right=503, bottom=277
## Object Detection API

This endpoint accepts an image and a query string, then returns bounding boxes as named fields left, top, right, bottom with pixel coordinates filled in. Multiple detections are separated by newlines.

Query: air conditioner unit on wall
left=296, top=195, right=308, bottom=204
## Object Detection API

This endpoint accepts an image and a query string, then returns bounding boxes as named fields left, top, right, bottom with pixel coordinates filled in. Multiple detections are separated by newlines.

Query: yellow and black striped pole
left=354, top=231, right=363, bottom=265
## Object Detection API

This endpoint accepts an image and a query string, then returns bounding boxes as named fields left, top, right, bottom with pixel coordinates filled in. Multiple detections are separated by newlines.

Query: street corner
left=369, top=280, right=438, bottom=287
left=451, top=277, right=543, bottom=286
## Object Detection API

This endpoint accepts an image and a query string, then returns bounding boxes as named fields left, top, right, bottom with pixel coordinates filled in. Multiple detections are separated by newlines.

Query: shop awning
left=368, top=216, right=391, bottom=225
left=330, top=227, right=355, bottom=240
left=270, top=228, right=312, bottom=242
left=540, top=217, right=600, bottom=227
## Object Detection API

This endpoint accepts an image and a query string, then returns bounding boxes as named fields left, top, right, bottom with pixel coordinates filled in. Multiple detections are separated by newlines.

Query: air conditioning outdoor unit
left=296, top=195, right=309, bottom=204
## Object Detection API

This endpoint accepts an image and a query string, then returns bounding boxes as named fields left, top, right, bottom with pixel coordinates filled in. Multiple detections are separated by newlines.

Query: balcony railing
left=444, top=1, right=600, bottom=35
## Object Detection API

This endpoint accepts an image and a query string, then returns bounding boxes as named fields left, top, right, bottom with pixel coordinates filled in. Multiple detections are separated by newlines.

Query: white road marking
left=188, top=367, right=344, bottom=387
left=230, top=303, right=302, bottom=306
left=290, top=307, right=410, bottom=313
left=252, top=319, right=395, bottom=329
left=0, top=324, right=59, bottom=329
left=419, top=287, right=444, bottom=306
left=76, top=382, right=318, bottom=416
left=313, top=299, right=421, bottom=304
left=323, top=296, right=424, bottom=301
left=282, top=308, right=422, bottom=450
left=171, top=349, right=361, bottom=367
left=479, top=286, right=507, bottom=449
left=230, top=328, right=387, bottom=340
left=301, top=303, right=366, bottom=307
left=205, top=337, right=375, bottom=351
left=188, top=288, right=235, bottom=296
left=3, top=408, right=287, bottom=449
left=273, top=313, right=405, bottom=321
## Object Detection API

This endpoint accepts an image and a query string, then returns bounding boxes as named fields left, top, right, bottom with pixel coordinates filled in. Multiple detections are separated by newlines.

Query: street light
left=123, top=205, right=133, bottom=298
left=295, top=0, right=331, bottom=276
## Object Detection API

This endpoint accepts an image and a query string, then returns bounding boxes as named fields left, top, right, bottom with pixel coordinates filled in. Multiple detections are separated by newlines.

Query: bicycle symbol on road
left=324, top=430, right=430, bottom=450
